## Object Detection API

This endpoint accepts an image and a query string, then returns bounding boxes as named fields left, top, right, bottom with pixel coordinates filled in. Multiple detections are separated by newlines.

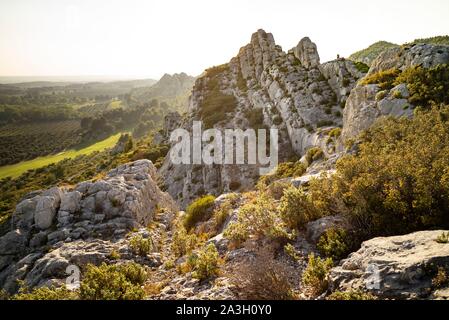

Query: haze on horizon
left=0, top=0, right=448, bottom=80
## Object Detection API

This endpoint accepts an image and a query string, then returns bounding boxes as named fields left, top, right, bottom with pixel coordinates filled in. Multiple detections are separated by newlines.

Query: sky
left=0, top=0, right=448, bottom=80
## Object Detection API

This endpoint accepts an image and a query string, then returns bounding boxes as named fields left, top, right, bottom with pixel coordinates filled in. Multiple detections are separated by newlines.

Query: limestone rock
left=329, top=230, right=449, bottom=299
left=34, top=195, right=61, bottom=230
left=293, top=37, right=320, bottom=69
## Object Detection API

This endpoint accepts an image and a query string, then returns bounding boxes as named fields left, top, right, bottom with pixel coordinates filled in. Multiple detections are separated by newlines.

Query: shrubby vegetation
left=279, top=186, right=321, bottom=229
left=317, top=228, right=355, bottom=261
left=199, top=64, right=237, bottom=129
left=393, top=64, right=449, bottom=106
left=183, top=195, right=216, bottom=230
left=224, top=193, right=291, bottom=246
left=327, top=290, right=376, bottom=300
left=299, top=106, right=449, bottom=239
left=129, top=234, right=153, bottom=256
left=301, top=253, right=333, bottom=297
left=12, top=262, right=148, bottom=300
left=79, top=262, right=147, bottom=300
left=188, top=243, right=220, bottom=281
left=12, top=285, right=78, bottom=300
left=360, top=68, right=401, bottom=90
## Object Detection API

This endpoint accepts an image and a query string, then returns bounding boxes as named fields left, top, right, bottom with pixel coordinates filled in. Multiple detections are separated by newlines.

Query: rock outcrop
left=0, top=160, right=177, bottom=293
left=342, top=43, right=449, bottom=140
left=329, top=230, right=449, bottom=299
left=161, top=29, right=365, bottom=207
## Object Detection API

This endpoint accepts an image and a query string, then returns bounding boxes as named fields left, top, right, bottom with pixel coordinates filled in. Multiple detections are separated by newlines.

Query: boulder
left=329, top=230, right=449, bottom=299
left=34, top=196, right=60, bottom=230
left=0, top=229, right=28, bottom=255
left=60, top=191, right=82, bottom=213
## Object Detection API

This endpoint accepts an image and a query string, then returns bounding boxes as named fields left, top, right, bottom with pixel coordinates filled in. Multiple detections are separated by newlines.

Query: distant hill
left=349, top=41, right=399, bottom=66
left=349, top=35, right=449, bottom=66
left=130, top=72, right=196, bottom=112
left=408, top=35, right=449, bottom=46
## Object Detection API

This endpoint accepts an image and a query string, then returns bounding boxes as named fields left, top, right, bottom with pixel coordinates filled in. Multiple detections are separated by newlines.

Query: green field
left=0, top=133, right=122, bottom=179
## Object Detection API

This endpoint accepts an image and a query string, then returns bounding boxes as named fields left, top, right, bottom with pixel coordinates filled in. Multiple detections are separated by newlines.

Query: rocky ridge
left=161, top=29, right=365, bottom=207
left=0, top=160, right=177, bottom=293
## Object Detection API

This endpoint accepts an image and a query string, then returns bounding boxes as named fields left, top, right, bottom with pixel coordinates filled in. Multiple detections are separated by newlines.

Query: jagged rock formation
left=329, top=230, right=449, bottom=299
left=161, top=29, right=365, bottom=207
left=0, top=160, right=177, bottom=293
left=342, top=43, right=449, bottom=141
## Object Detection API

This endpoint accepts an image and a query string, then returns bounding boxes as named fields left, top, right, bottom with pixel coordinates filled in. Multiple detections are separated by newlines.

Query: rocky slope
left=0, top=160, right=177, bottom=293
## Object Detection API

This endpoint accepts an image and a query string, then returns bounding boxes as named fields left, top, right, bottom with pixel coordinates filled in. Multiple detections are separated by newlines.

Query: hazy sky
left=0, top=0, right=448, bottom=79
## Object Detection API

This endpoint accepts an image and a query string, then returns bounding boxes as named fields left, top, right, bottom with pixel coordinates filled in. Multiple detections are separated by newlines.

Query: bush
left=279, top=186, right=321, bottom=229
left=327, top=290, right=376, bottom=300
left=432, top=267, right=449, bottom=289
left=229, top=247, right=294, bottom=300
left=129, top=234, right=153, bottom=256
left=275, top=161, right=307, bottom=179
left=301, top=253, right=333, bottom=297
left=12, top=285, right=78, bottom=300
left=353, top=61, right=370, bottom=74
left=360, top=68, right=401, bottom=90
left=171, top=224, right=203, bottom=257
left=184, top=195, right=216, bottom=230
left=189, top=243, right=220, bottom=281
left=224, top=193, right=290, bottom=245
left=212, top=194, right=239, bottom=232
left=305, top=147, right=324, bottom=165
left=317, top=228, right=356, bottom=261
left=435, top=232, right=449, bottom=244
left=393, top=64, right=449, bottom=107
left=79, top=262, right=147, bottom=300
left=334, top=106, right=449, bottom=236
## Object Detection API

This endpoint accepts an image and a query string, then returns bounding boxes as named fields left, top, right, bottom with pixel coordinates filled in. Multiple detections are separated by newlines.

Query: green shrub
left=79, top=262, right=147, bottom=300
left=224, top=193, right=290, bottom=244
left=393, top=64, right=449, bottom=107
left=12, top=286, right=78, bottom=300
left=319, top=106, right=449, bottom=237
left=317, top=228, right=355, bottom=261
left=184, top=195, right=216, bottom=230
left=279, top=186, right=321, bottom=229
left=301, top=253, right=333, bottom=296
left=306, top=147, right=324, bottom=165
left=129, top=234, right=153, bottom=256
left=353, top=61, right=370, bottom=74
left=375, top=90, right=388, bottom=101
left=171, top=223, right=203, bottom=257
left=432, top=267, right=449, bottom=288
left=199, top=67, right=237, bottom=129
left=327, top=290, right=376, bottom=300
left=435, top=232, right=449, bottom=244
left=360, top=68, right=401, bottom=90
left=274, top=161, right=307, bottom=179
left=189, top=243, right=220, bottom=281
left=229, top=247, right=295, bottom=300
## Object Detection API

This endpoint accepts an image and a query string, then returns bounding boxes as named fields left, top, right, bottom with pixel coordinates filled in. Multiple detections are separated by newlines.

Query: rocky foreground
left=0, top=159, right=448, bottom=300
